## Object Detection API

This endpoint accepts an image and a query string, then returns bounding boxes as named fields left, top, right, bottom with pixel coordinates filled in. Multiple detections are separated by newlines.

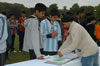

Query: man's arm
left=0, top=16, right=8, bottom=44
left=59, top=28, right=80, bottom=55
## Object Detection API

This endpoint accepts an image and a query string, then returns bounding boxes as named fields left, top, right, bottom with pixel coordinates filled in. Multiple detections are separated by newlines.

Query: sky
left=0, top=0, right=100, bottom=9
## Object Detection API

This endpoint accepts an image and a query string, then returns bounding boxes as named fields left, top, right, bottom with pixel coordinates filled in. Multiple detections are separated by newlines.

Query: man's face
left=63, top=22, right=70, bottom=28
left=80, top=13, right=84, bottom=18
left=21, top=13, right=26, bottom=17
left=91, top=20, right=96, bottom=24
left=36, top=10, right=45, bottom=19
left=10, top=16, right=15, bottom=20
left=50, top=16, right=58, bottom=22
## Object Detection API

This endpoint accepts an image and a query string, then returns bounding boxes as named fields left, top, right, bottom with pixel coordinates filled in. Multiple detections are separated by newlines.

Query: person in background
left=18, top=11, right=27, bottom=52
left=23, top=3, right=47, bottom=60
left=74, top=8, right=85, bottom=25
left=96, top=19, right=100, bottom=46
left=7, top=14, right=18, bottom=53
left=40, top=9, right=62, bottom=55
left=0, top=13, right=8, bottom=66
left=82, top=12, right=93, bottom=29
left=58, top=15, right=99, bottom=66
left=85, top=16, right=97, bottom=42
left=62, top=11, right=73, bottom=41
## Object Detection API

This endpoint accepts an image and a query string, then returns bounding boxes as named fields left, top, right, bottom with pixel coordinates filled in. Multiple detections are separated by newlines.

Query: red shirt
left=18, top=17, right=26, bottom=32
left=63, top=28, right=69, bottom=40
left=11, top=20, right=16, bottom=35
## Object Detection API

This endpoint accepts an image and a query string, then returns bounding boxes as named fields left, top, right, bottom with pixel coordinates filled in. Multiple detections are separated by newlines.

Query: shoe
left=13, top=50, right=17, bottom=53
left=18, top=51, right=22, bottom=52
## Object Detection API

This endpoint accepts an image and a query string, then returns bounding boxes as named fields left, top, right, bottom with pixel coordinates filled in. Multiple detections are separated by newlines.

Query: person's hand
left=37, top=56, right=44, bottom=60
left=20, top=23, right=24, bottom=27
left=58, top=51, right=63, bottom=57
left=52, top=31, right=58, bottom=38
left=54, top=31, right=58, bottom=36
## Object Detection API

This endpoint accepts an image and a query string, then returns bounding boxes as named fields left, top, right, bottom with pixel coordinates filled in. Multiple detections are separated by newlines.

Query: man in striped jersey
left=40, top=9, right=62, bottom=55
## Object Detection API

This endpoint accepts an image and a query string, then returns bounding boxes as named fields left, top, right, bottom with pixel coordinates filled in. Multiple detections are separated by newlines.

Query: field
left=6, top=35, right=30, bottom=64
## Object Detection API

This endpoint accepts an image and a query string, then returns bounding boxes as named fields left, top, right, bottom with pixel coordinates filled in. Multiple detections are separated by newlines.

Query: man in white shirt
left=0, top=13, right=8, bottom=66
left=23, top=3, right=47, bottom=60
left=58, top=15, right=99, bottom=66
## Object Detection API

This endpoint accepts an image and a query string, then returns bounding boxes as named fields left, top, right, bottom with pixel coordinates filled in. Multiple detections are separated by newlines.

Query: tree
left=47, top=4, right=58, bottom=14
left=0, top=2, right=29, bottom=19
left=69, top=3, right=80, bottom=15
left=8, top=6, right=21, bottom=19
left=63, top=6, right=67, bottom=13
left=80, top=6, right=94, bottom=14
left=94, top=4, right=100, bottom=19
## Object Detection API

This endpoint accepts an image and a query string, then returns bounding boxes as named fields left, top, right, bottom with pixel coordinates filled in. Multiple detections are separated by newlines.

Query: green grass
left=6, top=35, right=30, bottom=64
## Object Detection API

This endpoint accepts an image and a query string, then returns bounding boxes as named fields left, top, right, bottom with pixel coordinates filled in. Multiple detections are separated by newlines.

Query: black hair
left=49, top=9, right=60, bottom=17
left=34, top=3, right=47, bottom=12
left=62, top=15, right=74, bottom=22
left=88, top=16, right=96, bottom=22
left=86, top=12, right=93, bottom=17
left=8, top=13, right=15, bottom=18
left=65, top=11, right=73, bottom=16
left=21, top=11, right=26, bottom=14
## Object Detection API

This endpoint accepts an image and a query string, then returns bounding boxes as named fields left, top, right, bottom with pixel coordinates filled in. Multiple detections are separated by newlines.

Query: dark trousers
left=11, top=35, right=15, bottom=51
left=0, top=52, right=6, bottom=66
left=97, top=40, right=100, bottom=46
left=19, top=31, right=24, bottom=51
left=29, top=49, right=36, bottom=60
left=43, top=51, right=57, bottom=56
left=5, top=50, right=9, bottom=60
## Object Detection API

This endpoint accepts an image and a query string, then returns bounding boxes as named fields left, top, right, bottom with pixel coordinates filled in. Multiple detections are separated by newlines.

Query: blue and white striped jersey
left=40, top=19, right=62, bottom=52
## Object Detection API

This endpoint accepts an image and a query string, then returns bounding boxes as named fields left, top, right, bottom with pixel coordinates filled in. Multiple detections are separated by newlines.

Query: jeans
left=81, top=52, right=99, bottom=66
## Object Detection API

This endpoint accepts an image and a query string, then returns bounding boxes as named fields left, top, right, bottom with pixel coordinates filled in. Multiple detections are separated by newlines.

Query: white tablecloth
left=6, top=47, right=100, bottom=66
left=6, top=59, right=81, bottom=66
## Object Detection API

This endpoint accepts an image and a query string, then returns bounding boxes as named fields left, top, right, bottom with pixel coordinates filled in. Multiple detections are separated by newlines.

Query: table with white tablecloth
left=6, top=58, right=81, bottom=66
left=6, top=47, right=100, bottom=66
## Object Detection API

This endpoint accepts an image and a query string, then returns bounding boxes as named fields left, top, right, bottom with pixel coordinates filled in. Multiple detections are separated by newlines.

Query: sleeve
left=0, top=17, right=8, bottom=44
left=59, top=28, right=80, bottom=55
left=96, top=25, right=100, bottom=40
left=18, top=18, right=21, bottom=24
left=56, top=22, right=62, bottom=41
left=0, top=19, right=3, bottom=39
left=40, top=22, right=47, bottom=40
left=7, top=20, right=17, bottom=28
left=47, top=34, right=52, bottom=38
left=58, top=35, right=70, bottom=52
left=30, top=19, right=41, bottom=57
